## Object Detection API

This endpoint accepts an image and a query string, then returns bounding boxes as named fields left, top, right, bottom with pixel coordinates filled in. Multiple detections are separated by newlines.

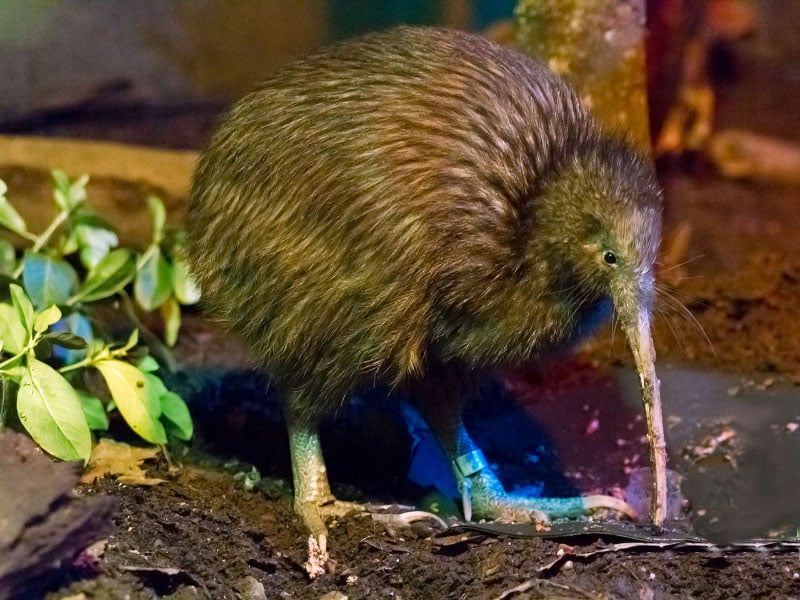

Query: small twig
left=494, top=578, right=596, bottom=600
left=11, top=209, right=71, bottom=279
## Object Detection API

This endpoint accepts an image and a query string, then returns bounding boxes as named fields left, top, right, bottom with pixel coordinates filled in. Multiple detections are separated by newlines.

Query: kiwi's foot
left=467, top=471, right=636, bottom=525
left=297, top=499, right=366, bottom=578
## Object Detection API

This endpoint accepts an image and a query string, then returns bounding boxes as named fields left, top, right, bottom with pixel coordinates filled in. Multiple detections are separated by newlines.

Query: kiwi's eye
left=603, top=251, right=617, bottom=265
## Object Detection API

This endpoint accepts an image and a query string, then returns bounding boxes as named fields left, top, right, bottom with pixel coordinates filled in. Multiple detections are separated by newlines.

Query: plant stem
left=136, top=244, right=157, bottom=271
left=0, top=351, right=25, bottom=371
left=32, top=210, right=70, bottom=253
left=0, top=377, right=10, bottom=428
left=59, top=355, right=95, bottom=374
left=0, top=352, right=23, bottom=371
left=121, top=294, right=177, bottom=371
left=7, top=229, right=39, bottom=244
left=0, top=331, right=42, bottom=371
left=11, top=209, right=71, bottom=279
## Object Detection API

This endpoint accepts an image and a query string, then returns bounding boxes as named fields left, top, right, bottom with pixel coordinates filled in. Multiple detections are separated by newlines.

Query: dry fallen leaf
left=81, top=439, right=165, bottom=486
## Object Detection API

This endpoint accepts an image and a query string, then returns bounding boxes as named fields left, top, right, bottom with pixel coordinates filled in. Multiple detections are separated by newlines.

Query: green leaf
left=120, top=328, right=139, bottom=353
left=137, top=355, right=160, bottom=373
left=0, top=303, right=27, bottom=354
left=135, top=247, right=173, bottom=311
left=53, top=312, right=93, bottom=364
left=160, top=391, right=193, bottom=441
left=0, top=183, right=28, bottom=235
left=51, top=169, right=71, bottom=212
left=17, top=358, right=92, bottom=462
left=144, top=371, right=168, bottom=396
left=0, top=239, right=16, bottom=275
left=10, top=284, right=35, bottom=338
left=142, top=370, right=193, bottom=440
left=70, top=248, right=135, bottom=304
left=43, top=330, right=88, bottom=349
left=78, top=391, right=109, bottom=431
left=61, top=211, right=114, bottom=256
left=52, top=170, right=88, bottom=211
left=148, top=196, right=166, bottom=244
left=34, top=305, right=62, bottom=333
left=74, top=223, right=119, bottom=270
left=22, top=253, right=79, bottom=309
left=34, top=339, right=53, bottom=360
left=95, top=359, right=166, bottom=444
left=161, top=296, right=181, bottom=347
left=173, top=256, right=201, bottom=305
left=1, top=357, right=25, bottom=379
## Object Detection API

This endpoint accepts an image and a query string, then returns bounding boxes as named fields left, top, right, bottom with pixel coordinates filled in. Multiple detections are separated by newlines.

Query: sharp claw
left=365, top=503, right=417, bottom=513
left=371, top=510, right=449, bottom=530
left=582, top=495, right=638, bottom=520
left=318, top=532, right=327, bottom=555
left=304, top=535, right=330, bottom=579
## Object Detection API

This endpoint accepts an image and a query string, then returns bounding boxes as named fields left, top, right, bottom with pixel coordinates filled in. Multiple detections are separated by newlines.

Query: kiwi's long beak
left=622, top=296, right=668, bottom=525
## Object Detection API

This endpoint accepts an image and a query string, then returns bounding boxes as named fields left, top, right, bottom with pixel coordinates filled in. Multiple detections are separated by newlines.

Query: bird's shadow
left=173, top=367, right=581, bottom=508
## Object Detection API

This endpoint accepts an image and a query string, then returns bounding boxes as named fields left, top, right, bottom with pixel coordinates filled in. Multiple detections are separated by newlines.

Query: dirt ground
left=3, top=11, right=800, bottom=600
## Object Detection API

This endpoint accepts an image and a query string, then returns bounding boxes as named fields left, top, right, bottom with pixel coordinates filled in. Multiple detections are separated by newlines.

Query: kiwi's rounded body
left=187, top=27, right=654, bottom=415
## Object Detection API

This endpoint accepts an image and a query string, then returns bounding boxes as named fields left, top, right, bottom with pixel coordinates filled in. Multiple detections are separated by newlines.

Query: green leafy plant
left=0, top=171, right=198, bottom=462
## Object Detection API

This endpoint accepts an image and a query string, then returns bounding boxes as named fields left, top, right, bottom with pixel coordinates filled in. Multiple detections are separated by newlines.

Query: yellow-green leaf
left=173, top=256, right=201, bottom=305
left=95, top=359, right=166, bottom=444
left=0, top=303, right=28, bottom=354
left=147, top=196, right=166, bottom=243
left=120, top=328, right=139, bottom=353
left=51, top=170, right=87, bottom=211
left=0, top=180, right=27, bottom=235
left=17, top=358, right=92, bottom=462
left=161, top=296, right=181, bottom=347
left=34, top=305, right=62, bottom=333
left=10, top=284, right=35, bottom=336
left=0, top=239, right=16, bottom=275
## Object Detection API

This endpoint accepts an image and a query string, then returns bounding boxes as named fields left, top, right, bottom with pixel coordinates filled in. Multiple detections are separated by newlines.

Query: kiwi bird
left=186, top=26, right=666, bottom=576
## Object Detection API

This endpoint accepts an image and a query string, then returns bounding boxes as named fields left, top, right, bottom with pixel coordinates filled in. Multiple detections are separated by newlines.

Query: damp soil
left=7, top=22, right=800, bottom=600
left=25, top=169, right=800, bottom=599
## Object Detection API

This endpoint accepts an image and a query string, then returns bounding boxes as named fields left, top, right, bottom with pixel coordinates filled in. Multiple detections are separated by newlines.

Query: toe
left=304, top=534, right=331, bottom=578
left=582, top=494, right=638, bottom=520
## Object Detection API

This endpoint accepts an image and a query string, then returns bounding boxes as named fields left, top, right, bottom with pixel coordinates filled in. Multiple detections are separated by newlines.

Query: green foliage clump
left=0, top=171, right=199, bottom=462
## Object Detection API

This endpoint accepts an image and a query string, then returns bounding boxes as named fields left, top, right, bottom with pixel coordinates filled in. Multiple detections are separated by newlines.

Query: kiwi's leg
left=432, top=420, right=635, bottom=523
left=284, top=403, right=363, bottom=577
left=409, top=368, right=635, bottom=523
